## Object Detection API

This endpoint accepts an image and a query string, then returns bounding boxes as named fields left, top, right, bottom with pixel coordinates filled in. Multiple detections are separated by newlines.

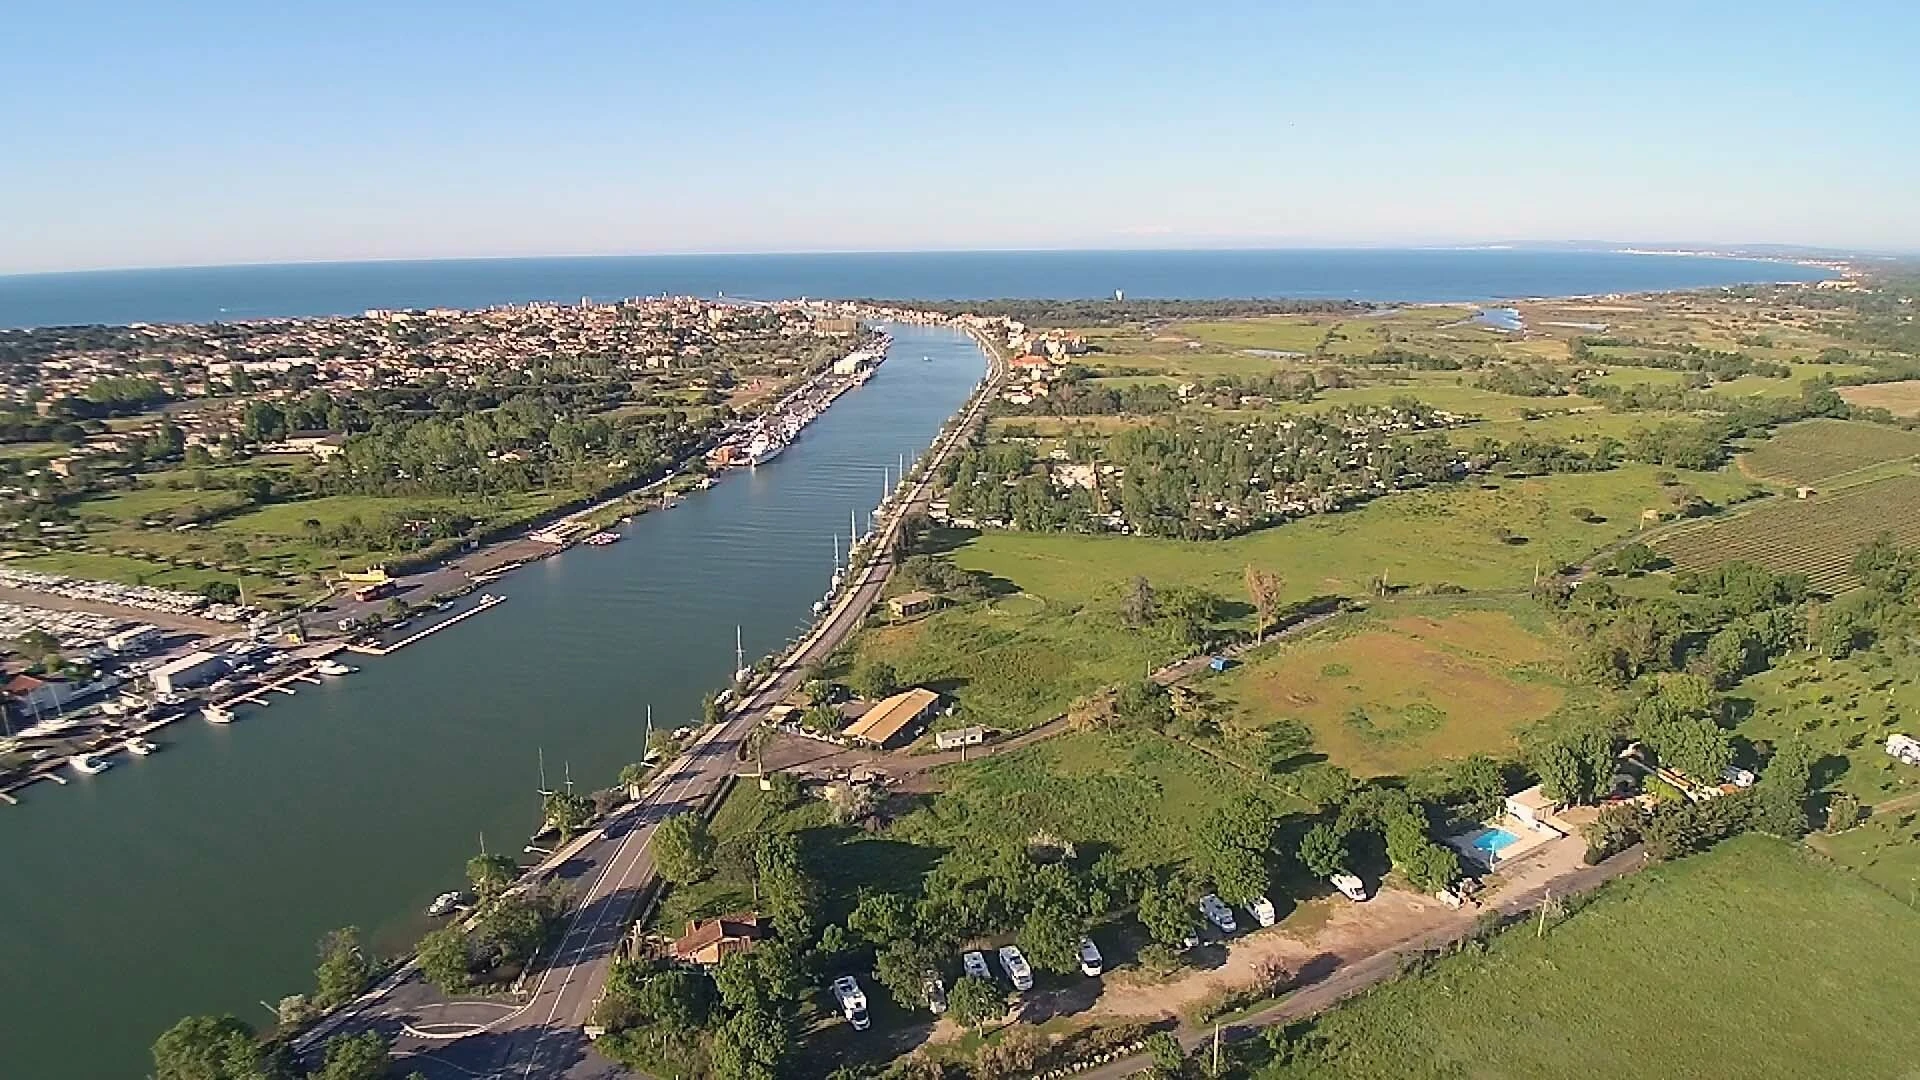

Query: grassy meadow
left=1259, top=836, right=1920, bottom=1080
left=1205, top=603, right=1580, bottom=777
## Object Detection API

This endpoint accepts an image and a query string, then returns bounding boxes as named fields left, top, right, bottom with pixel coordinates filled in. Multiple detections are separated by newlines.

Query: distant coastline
left=0, top=249, right=1834, bottom=330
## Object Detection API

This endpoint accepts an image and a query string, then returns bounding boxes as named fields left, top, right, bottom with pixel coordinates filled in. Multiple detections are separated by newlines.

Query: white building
left=151, top=651, right=229, bottom=696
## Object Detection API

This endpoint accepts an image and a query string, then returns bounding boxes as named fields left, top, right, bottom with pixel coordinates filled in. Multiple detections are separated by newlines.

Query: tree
left=1244, top=565, right=1285, bottom=639
left=1853, top=533, right=1917, bottom=597
left=1123, top=575, right=1155, bottom=628
left=1114, top=678, right=1174, bottom=729
left=1609, top=543, right=1661, bottom=575
left=466, top=853, right=519, bottom=902
left=417, top=925, right=472, bottom=994
left=756, top=833, right=821, bottom=938
left=1297, top=823, right=1349, bottom=878
left=1017, top=903, right=1083, bottom=974
left=1137, top=880, right=1198, bottom=946
left=652, top=813, right=716, bottom=883
left=1826, top=792, right=1863, bottom=833
left=1749, top=737, right=1813, bottom=838
left=478, top=893, right=549, bottom=969
left=1533, top=741, right=1586, bottom=806
left=1145, top=1031, right=1186, bottom=1079
left=312, top=927, right=372, bottom=1010
left=853, top=659, right=900, bottom=700
left=874, top=937, right=943, bottom=1008
left=946, top=975, right=1005, bottom=1029
left=848, top=890, right=915, bottom=947
left=150, top=1015, right=268, bottom=1080
left=711, top=1004, right=790, bottom=1080
left=311, top=1031, right=390, bottom=1080
left=541, top=790, right=594, bottom=841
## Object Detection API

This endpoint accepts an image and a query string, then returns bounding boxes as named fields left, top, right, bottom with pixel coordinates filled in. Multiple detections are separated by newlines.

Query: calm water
left=0, top=324, right=984, bottom=1078
left=0, top=249, right=1829, bottom=328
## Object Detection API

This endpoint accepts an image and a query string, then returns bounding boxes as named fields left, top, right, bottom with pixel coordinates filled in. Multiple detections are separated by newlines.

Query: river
left=0, top=323, right=986, bottom=1078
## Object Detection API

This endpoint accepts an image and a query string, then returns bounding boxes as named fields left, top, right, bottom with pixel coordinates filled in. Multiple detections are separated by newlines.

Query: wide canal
left=0, top=323, right=987, bottom=1078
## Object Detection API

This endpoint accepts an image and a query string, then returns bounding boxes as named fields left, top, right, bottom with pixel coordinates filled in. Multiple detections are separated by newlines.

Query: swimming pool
left=1462, top=826, right=1523, bottom=861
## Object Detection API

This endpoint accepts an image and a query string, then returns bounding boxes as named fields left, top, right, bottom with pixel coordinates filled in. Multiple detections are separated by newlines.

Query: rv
left=831, top=975, right=871, bottom=1030
left=1077, top=937, right=1104, bottom=977
left=1331, top=873, right=1369, bottom=902
left=1198, top=893, right=1238, bottom=934
left=998, top=945, right=1034, bottom=991
left=1247, top=896, right=1278, bottom=927
left=961, top=949, right=992, bottom=982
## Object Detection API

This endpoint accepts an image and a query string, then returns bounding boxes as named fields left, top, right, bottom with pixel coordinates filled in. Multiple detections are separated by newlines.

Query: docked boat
left=203, top=703, right=235, bottom=724
left=316, top=660, right=357, bottom=676
left=69, top=752, right=113, bottom=775
left=812, top=599, right=827, bottom=615
left=123, top=738, right=159, bottom=756
left=426, top=890, right=465, bottom=918
left=585, top=532, right=620, bottom=546
left=745, top=434, right=786, bottom=467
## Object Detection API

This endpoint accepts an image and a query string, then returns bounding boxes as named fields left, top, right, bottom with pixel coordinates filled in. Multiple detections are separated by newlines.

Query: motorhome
left=998, top=945, right=1034, bottom=991
left=1198, top=893, right=1238, bottom=934
left=1247, top=896, right=1278, bottom=927
left=831, top=975, right=871, bottom=1030
left=1331, top=873, right=1369, bottom=902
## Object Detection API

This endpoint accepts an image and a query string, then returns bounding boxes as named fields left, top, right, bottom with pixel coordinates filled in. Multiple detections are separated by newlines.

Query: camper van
left=998, top=945, right=1035, bottom=991
left=1247, top=896, right=1278, bottom=927
left=831, top=975, right=870, bottom=1030
left=1331, top=873, right=1369, bottom=902
left=1198, top=893, right=1239, bottom=934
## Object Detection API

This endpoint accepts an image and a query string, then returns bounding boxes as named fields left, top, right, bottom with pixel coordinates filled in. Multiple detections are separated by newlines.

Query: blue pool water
left=1464, top=826, right=1523, bottom=859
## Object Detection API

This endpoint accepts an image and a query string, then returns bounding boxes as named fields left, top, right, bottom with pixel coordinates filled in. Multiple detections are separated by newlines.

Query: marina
left=0, top=323, right=989, bottom=1079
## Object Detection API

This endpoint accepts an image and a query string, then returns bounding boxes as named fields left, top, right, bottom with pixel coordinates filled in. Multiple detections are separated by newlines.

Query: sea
left=0, top=249, right=1831, bottom=329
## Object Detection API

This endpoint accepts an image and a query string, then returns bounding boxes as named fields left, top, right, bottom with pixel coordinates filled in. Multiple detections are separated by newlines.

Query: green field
left=7, top=550, right=289, bottom=604
left=1730, top=647, right=1920, bottom=808
left=893, top=729, right=1286, bottom=870
left=1206, top=603, right=1579, bottom=776
left=1176, top=318, right=1330, bottom=354
left=1260, top=837, right=1920, bottom=1080
left=1653, top=475, right=1920, bottom=594
left=1737, top=418, right=1920, bottom=486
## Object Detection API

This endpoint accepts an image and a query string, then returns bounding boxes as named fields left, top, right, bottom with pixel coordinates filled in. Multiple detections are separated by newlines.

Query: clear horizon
left=7, top=1, right=1916, bottom=274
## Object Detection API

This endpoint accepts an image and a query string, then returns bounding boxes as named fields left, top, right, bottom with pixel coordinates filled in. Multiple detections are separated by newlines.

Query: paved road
left=303, top=331, right=1002, bottom=1079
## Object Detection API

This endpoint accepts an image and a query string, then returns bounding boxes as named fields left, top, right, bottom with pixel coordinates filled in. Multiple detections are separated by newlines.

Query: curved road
left=303, top=327, right=1003, bottom=1079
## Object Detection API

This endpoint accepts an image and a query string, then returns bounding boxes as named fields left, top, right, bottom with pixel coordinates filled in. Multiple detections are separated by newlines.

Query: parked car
left=831, top=975, right=870, bottom=1030
left=961, top=949, right=992, bottom=982
left=1247, top=896, right=1278, bottom=927
left=923, top=970, right=948, bottom=1015
left=1198, top=893, right=1238, bottom=934
left=1077, top=936, right=1104, bottom=977
left=1331, top=873, right=1369, bottom=902
left=998, top=945, right=1034, bottom=991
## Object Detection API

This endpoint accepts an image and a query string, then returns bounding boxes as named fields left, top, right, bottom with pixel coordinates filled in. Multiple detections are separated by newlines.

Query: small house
left=1505, top=785, right=1561, bottom=834
left=888, top=591, right=939, bottom=620
left=671, top=912, right=767, bottom=967
left=935, top=726, right=986, bottom=751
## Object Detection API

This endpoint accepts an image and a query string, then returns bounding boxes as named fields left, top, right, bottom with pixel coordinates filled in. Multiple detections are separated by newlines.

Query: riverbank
left=0, top=321, right=992, bottom=1079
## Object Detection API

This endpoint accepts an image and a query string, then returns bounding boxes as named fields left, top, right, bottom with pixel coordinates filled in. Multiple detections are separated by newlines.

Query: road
left=302, top=329, right=1002, bottom=1079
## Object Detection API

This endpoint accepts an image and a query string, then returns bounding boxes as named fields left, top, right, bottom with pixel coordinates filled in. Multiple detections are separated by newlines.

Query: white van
left=997, top=945, right=1034, bottom=991
left=1077, top=937, right=1104, bottom=977
left=1331, top=873, right=1369, bottom=902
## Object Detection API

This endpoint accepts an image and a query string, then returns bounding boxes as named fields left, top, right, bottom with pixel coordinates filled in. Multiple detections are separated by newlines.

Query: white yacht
left=203, top=703, right=235, bottom=724
left=316, top=660, right=357, bottom=676
left=69, top=752, right=113, bottom=775
left=427, top=890, right=465, bottom=918
left=123, top=738, right=159, bottom=756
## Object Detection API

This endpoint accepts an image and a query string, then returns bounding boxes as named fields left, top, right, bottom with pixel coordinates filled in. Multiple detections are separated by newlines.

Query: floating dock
left=347, top=593, right=507, bottom=656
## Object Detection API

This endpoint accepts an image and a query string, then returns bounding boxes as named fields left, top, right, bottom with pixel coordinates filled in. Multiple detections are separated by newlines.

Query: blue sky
left=5, top=1, right=1916, bottom=272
